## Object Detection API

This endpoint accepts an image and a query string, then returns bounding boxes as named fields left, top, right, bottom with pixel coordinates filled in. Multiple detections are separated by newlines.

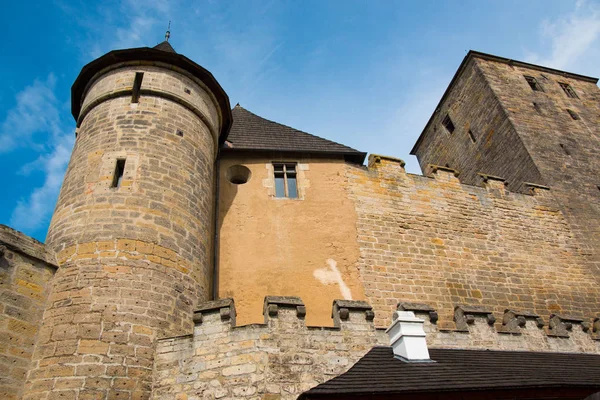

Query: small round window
left=226, top=165, right=251, bottom=185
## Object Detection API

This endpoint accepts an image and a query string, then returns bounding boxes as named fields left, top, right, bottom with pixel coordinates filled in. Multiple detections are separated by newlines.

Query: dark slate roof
left=299, top=347, right=600, bottom=399
left=223, top=105, right=366, bottom=164
left=153, top=41, right=176, bottom=53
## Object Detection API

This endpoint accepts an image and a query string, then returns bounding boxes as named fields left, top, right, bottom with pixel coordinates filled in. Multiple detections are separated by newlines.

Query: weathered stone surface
left=0, top=229, right=56, bottom=400
left=347, top=156, right=600, bottom=329
left=23, top=58, right=224, bottom=399
left=153, top=297, right=600, bottom=400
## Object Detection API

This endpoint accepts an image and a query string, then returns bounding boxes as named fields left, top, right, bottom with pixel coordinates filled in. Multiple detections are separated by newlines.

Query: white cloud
left=0, top=75, right=75, bottom=234
left=526, top=0, right=600, bottom=72
left=0, top=75, right=62, bottom=153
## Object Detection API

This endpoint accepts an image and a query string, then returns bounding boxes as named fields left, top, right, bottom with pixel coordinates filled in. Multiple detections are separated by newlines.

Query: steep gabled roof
left=222, top=105, right=366, bottom=164
left=299, top=347, right=600, bottom=399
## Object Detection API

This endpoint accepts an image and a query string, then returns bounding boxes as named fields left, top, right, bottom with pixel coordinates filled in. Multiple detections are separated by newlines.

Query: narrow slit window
left=468, top=129, right=477, bottom=143
left=442, top=114, right=455, bottom=134
left=566, top=109, right=580, bottom=120
left=131, top=72, right=144, bottom=103
left=112, top=159, right=126, bottom=188
left=524, top=75, right=543, bottom=92
left=559, top=82, right=578, bottom=99
left=559, top=144, right=570, bottom=156
left=273, top=163, right=298, bottom=199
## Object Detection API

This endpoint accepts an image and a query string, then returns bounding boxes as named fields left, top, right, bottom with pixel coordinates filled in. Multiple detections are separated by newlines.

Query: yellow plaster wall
left=217, top=154, right=365, bottom=326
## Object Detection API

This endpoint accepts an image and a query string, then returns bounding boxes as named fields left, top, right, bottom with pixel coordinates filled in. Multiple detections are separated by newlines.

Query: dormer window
left=273, top=163, right=298, bottom=198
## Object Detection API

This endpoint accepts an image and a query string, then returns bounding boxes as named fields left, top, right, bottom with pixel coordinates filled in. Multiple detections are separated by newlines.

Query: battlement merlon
left=185, top=297, right=600, bottom=347
left=0, top=224, right=57, bottom=267
left=363, top=154, right=553, bottom=197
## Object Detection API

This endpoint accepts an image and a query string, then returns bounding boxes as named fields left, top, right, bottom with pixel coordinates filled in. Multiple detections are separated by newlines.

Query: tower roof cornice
left=71, top=46, right=232, bottom=143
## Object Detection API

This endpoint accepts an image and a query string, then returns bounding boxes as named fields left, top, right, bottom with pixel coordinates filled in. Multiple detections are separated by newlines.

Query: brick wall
left=0, top=225, right=57, bottom=400
left=347, top=156, right=600, bottom=328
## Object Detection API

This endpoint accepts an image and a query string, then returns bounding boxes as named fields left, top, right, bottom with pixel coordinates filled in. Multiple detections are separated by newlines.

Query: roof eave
left=220, top=147, right=367, bottom=164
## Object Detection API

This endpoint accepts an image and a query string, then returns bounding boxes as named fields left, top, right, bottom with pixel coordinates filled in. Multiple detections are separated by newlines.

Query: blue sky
left=1, top=0, right=599, bottom=241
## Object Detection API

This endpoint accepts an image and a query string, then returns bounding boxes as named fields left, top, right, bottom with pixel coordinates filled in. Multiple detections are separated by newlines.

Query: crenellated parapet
left=153, top=297, right=380, bottom=400
left=347, top=154, right=599, bottom=330
left=153, top=296, right=600, bottom=399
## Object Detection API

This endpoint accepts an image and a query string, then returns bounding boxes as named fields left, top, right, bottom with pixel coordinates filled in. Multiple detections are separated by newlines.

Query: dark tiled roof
left=223, top=105, right=366, bottom=164
left=153, top=41, right=176, bottom=53
left=299, top=347, right=600, bottom=399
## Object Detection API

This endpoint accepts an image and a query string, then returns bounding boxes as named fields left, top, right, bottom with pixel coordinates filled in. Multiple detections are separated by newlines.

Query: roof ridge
left=233, top=105, right=363, bottom=153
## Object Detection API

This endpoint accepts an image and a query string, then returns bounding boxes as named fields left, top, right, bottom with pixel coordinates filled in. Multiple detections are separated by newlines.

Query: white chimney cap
left=386, top=311, right=430, bottom=361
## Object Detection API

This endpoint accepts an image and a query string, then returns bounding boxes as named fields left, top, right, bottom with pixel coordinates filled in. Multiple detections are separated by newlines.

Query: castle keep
left=1, top=40, right=599, bottom=399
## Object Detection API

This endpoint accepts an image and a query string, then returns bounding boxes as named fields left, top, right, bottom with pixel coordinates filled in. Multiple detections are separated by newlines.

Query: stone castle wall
left=412, top=57, right=544, bottom=193
left=217, top=154, right=365, bottom=327
left=24, top=63, right=223, bottom=399
left=475, top=57, right=600, bottom=287
left=412, top=55, right=600, bottom=308
left=348, top=156, right=600, bottom=328
left=152, top=296, right=600, bottom=400
left=0, top=226, right=57, bottom=400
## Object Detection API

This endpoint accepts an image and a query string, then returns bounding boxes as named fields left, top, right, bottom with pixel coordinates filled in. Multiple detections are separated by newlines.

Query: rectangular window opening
left=111, top=159, right=126, bottom=188
left=442, top=114, right=455, bottom=134
left=131, top=72, right=144, bottom=103
left=566, top=109, right=580, bottom=120
left=524, top=75, right=543, bottom=92
left=559, top=82, right=579, bottom=99
left=468, top=129, right=477, bottom=143
left=273, top=163, right=298, bottom=199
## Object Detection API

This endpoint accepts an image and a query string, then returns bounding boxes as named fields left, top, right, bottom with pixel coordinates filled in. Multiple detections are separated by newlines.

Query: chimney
left=386, top=311, right=430, bottom=361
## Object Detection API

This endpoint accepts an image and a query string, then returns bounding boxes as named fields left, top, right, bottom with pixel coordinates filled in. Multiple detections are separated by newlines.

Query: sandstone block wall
left=475, top=57, right=600, bottom=284
left=0, top=225, right=57, bottom=400
left=25, top=62, right=222, bottom=399
left=152, top=298, right=380, bottom=400
left=153, top=297, right=600, bottom=400
left=412, top=57, right=544, bottom=193
left=412, top=54, right=600, bottom=299
left=348, top=156, right=600, bottom=328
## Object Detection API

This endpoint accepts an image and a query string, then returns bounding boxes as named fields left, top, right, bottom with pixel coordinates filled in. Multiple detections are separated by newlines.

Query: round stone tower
left=24, top=41, right=231, bottom=399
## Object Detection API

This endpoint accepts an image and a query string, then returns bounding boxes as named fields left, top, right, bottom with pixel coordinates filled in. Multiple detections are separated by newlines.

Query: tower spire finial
left=165, top=21, right=171, bottom=42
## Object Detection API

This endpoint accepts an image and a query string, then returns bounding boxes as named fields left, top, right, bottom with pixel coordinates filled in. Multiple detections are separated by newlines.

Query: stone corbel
left=332, top=300, right=374, bottom=327
left=194, top=298, right=236, bottom=325
left=263, top=296, right=306, bottom=319
left=454, top=305, right=496, bottom=332
left=499, top=309, right=544, bottom=334
left=547, top=314, right=583, bottom=338
left=397, top=302, right=438, bottom=324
